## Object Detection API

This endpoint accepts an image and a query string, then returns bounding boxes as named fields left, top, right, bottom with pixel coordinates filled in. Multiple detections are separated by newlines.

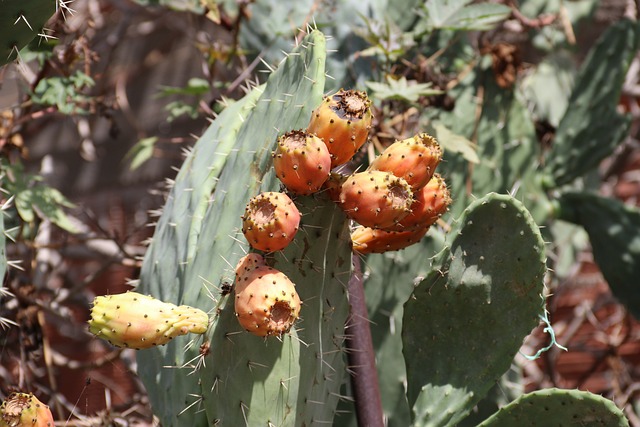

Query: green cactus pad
left=137, top=30, right=344, bottom=426
left=0, top=0, right=57, bottom=65
left=402, top=193, right=546, bottom=427
left=477, top=388, right=629, bottom=427
left=202, top=196, right=351, bottom=425
left=555, top=192, right=640, bottom=319
left=541, top=19, right=639, bottom=188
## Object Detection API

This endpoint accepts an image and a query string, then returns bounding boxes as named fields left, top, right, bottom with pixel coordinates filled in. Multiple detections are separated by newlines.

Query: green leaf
left=431, top=122, right=479, bottom=163
left=423, top=0, right=511, bottom=30
left=31, top=71, right=95, bottom=114
left=366, top=76, right=443, bottom=103
left=124, top=137, right=158, bottom=171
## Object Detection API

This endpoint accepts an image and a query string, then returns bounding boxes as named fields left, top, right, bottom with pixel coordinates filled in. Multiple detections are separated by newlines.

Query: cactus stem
left=345, top=255, right=384, bottom=427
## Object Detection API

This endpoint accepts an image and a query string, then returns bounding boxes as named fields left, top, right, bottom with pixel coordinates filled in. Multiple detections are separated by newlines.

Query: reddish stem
left=345, top=255, right=384, bottom=427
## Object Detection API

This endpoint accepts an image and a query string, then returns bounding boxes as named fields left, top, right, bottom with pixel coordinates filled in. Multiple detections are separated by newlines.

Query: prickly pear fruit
left=369, top=133, right=442, bottom=190
left=339, top=170, right=413, bottom=229
left=351, top=225, right=428, bottom=254
left=272, top=130, right=331, bottom=195
left=242, top=192, right=301, bottom=252
left=234, top=253, right=301, bottom=337
left=323, top=172, right=348, bottom=203
left=234, top=252, right=268, bottom=283
left=386, top=173, right=451, bottom=232
left=307, top=89, right=373, bottom=167
left=88, top=292, right=209, bottom=350
left=0, top=392, right=54, bottom=427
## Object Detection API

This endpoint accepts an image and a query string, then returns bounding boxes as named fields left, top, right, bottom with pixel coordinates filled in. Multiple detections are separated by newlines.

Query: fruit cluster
left=85, top=89, right=450, bottom=345
left=237, top=89, right=450, bottom=337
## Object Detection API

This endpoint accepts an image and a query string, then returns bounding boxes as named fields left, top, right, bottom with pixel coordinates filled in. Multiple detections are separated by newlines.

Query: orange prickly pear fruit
left=386, top=173, right=451, bottom=232
left=339, top=170, right=413, bottom=229
left=0, top=392, right=54, bottom=427
left=369, top=133, right=442, bottom=190
left=234, top=253, right=301, bottom=337
left=242, top=192, right=301, bottom=252
left=273, top=130, right=331, bottom=195
left=307, top=89, right=373, bottom=167
left=351, top=225, right=429, bottom=254
left=88, top=291, right=209, bottom=349
left=235, top=252, right=268, bottom=283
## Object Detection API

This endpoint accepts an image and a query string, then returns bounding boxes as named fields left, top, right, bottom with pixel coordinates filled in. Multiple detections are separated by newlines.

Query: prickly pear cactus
left=137, top=30, right=353, bottom=426
left=541, top=19, right=639, bottom=188
left=477, top=388, right=629, bottom=427
left=0, top=0, right=57, bottom=65
left=554, top=192, right=640, bottom=319
left=402, top=193, right=546, bottom=427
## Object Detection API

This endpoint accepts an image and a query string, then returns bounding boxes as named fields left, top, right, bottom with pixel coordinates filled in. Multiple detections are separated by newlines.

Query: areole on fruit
left=242, top=191, right=301, bottom=252
left=273, top=130, right=331, bottom=195
left=339, top=170, right=413, bottom=229
left=307, top=89, right=373, bottom=167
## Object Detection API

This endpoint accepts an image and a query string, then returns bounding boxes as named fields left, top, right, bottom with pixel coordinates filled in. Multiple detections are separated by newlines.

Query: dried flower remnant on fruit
left=242, top=192, right=301, bottom=252
left=386, top=173, right=451, bottom=232
left=307, top=89, right=373, bottom=167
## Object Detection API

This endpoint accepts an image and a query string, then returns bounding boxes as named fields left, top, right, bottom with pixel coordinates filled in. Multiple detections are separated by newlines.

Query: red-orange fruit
left=0, top=392, right=54, bottom=427
left=234, top=262, right=301, bottom=337
left=369, top=133, right=442, bottom=190
left=339, top=170, right=413, bottom=229
left=307, top=89, right=373, bottom=167
left=386, top=173, right=451, bottom=232
left=273, top=130, right=331, bottom=195
left=235, top=252, right=268, bottom=283
left=351, top=226, right=429, bottom=254
left=242, top=192, right=301, bottom=252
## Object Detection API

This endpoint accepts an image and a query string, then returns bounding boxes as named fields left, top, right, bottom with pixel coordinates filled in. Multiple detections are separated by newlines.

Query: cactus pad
left=477, top=388, right=629, bottom=427
left=402, top=193, right=546, bottom=427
